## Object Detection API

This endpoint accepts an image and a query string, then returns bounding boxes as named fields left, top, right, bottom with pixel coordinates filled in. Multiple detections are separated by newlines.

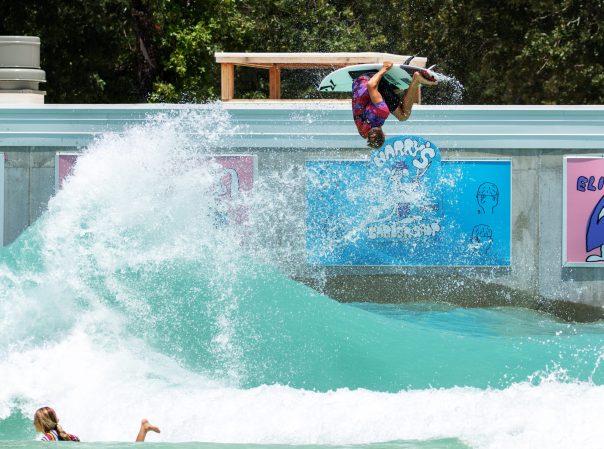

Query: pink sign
left=214, top=155, right=255, bottom=198
left=212, top=155, right=256, bottom=225
left=565, top=156, right=604, bottom=266
left=56, top=154, right=79, bottom=189
left=55, top=153, right=256, bottom=224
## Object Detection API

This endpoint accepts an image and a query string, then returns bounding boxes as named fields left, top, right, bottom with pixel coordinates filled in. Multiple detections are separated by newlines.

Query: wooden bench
left=215, top=52, right=427, bottom=100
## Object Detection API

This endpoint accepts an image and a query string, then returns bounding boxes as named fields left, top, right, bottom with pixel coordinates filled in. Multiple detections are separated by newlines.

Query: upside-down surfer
left=352, top=60, right=437, bottom=148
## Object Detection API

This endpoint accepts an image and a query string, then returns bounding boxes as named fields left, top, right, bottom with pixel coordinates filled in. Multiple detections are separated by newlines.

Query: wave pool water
left=0, top=108, right=603, bottom=449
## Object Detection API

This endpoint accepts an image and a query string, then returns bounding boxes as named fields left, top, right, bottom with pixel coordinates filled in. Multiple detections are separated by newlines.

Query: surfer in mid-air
left=352, top=60, right=437, bottom=148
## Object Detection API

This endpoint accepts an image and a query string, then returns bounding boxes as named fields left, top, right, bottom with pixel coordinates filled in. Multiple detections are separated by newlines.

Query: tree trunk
left=130, top=0, right=158, bottom=99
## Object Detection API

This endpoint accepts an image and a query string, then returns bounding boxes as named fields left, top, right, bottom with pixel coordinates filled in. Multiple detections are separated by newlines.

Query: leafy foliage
left=0, top=0, right=602, bottom=103
left=0, top=1, right=138, bottom=102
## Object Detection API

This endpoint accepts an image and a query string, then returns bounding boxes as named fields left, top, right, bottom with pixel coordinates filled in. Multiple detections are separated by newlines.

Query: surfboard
left=318, top=63, right=439, bottom=93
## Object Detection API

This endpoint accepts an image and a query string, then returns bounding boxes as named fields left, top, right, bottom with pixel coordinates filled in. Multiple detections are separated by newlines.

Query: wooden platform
left=215, top=52, right=427, bottom=100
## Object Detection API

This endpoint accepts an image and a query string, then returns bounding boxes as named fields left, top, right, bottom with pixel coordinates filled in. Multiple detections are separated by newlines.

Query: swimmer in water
left=34, top=406, right=160, bottom=442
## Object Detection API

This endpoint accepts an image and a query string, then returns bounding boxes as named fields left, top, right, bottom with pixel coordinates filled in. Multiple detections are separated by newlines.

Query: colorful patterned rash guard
left=41, top=430, right=80, bottom=441
left=352, top=75, right=390, bottom=138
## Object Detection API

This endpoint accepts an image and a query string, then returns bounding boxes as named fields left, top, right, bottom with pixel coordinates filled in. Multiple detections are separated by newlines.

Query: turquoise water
left=1, top=110, right=604, bottom=449
left=0, top=442, right=469, bottom=449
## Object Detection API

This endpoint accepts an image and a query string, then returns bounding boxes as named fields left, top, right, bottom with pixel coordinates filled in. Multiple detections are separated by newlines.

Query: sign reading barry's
left=305, top=136, right=511, bottom=266
left=371, top=135, right=440, bottom=176
left=366, top=136, right=443, bottom=245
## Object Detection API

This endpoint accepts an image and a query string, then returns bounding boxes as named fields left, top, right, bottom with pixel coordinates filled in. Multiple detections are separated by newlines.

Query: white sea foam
left=1, top=327, right=603, bottom=449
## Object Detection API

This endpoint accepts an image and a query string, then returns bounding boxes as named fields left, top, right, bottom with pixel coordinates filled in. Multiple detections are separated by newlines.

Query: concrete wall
left=1, top=103, right=604, bottom=318
left=245, top=144, right=604, bottom=319
left=2, top=149, right=57, bottom=245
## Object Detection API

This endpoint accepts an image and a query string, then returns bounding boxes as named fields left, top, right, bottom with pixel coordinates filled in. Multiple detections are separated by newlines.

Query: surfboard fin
left=403, top=55, right=416, bottom=65
left=428, top=64, right=437, bottom=70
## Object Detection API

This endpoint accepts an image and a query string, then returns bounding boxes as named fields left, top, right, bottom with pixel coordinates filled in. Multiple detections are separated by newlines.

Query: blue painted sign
left=306, top=136, right=511, bottom=266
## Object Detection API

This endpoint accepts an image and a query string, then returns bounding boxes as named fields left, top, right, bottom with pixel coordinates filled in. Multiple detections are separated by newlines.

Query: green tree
left=515, top=0, right=604, bottom=104
left=1, top=0, right=602, bottom=104
left=148, top=0, right=367, bottom=101
left=0, top=0, right=143, bottom=102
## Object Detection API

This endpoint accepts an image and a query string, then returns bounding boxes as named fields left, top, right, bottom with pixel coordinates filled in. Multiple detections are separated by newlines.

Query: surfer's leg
left=395, top=72, right=433, bottom=121
left=393, top=78, right=421, bottom=121
left=135, top=419, right=161, bottom=442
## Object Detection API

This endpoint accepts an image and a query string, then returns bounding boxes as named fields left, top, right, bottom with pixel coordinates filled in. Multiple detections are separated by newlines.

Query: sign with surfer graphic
left=563, top=155, right=604, bottom=266
left=305, top=136, right=511, bottom=266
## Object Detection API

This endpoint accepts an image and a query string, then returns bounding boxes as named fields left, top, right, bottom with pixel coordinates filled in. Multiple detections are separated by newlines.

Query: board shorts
left=352, top=75, right=390, bottom=138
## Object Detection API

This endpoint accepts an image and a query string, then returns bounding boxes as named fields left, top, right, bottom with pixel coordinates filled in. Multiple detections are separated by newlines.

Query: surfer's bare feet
left=413, top=71, right=438, bottom=86
left=143, top=418, right=160, bottom=433
left=135, top=419, right=160, bottom=442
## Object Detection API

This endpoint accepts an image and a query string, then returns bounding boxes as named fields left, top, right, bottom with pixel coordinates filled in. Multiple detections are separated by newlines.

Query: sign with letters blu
left=563, top=155, right=604, bottom=267
left=306, top=136, right=511, bottom=266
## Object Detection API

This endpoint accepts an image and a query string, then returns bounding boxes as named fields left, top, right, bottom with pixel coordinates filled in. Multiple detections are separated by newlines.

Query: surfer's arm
left=367, top=61, right=393, bottom=105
